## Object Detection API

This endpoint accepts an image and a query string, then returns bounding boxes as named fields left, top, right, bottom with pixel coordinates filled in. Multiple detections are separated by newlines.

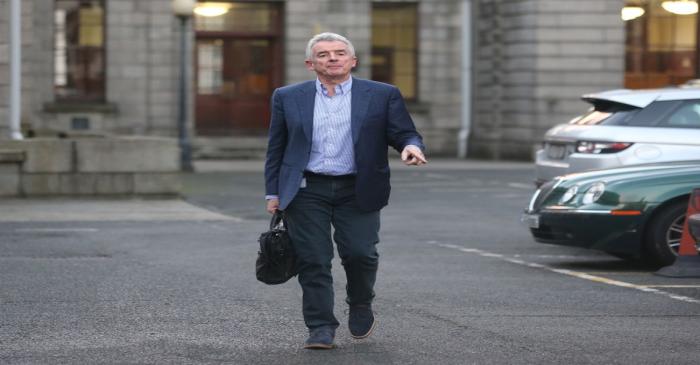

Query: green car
left=522, top=161, right=700, bottom=266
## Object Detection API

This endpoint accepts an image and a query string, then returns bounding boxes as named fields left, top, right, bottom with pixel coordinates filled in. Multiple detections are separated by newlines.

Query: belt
left=303, top=171, right=356, bottom=180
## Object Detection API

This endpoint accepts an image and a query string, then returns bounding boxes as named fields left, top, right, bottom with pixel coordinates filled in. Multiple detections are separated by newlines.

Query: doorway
left=194, top=1, right=283, bottom=136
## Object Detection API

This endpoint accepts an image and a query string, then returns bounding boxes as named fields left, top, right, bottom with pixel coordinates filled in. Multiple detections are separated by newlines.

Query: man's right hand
left=266, top=198, right=280, bottom=214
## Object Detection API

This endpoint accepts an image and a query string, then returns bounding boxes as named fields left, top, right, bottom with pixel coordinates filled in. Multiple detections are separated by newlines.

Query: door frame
left=193, top=1, right=284, bottom=135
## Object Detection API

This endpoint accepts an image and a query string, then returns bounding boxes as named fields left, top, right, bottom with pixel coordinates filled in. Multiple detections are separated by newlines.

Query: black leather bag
left=256, top=211, right=298, bottom=285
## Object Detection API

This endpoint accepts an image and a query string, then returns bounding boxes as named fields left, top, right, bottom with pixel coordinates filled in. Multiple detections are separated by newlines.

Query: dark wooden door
left=193, top=1, right=283, bottom=136
left=196, top=38, right=274, bottom=135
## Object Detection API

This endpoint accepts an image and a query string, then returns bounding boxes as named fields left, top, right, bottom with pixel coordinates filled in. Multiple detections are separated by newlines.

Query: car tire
left=643, top=200, right=687, bottom=267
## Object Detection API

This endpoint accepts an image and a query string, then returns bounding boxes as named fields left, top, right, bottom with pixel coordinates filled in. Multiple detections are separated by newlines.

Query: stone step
left=193, top=136, right=268, bottom=160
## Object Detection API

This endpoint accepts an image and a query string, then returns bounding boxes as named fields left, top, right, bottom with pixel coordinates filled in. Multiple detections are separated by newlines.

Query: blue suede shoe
left=303, top=327, right=336, bottom=349
left=348, top=304, right=377, bottom=339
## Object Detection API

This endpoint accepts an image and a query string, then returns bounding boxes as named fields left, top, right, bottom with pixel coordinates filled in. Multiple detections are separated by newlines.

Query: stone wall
left=0, top=0, right=7, bottom=137
left=1, top=0, right=628, bottom=160
left=416, top=0, right=463, bottom=155
left=0, top=0, right=184, bottom=138
left=284, top=0, right=463, bottom=156
left=470, top=0, right=625, bottom=160
left=285, top=0, right=372, bottom=83
left=0, top=137, right=180, bottom=196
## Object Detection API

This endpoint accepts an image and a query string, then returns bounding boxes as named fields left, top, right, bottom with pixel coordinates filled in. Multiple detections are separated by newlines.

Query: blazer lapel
left=296, top=81, right=316, bottom=141
left=351, top=78, right=371, bottom=145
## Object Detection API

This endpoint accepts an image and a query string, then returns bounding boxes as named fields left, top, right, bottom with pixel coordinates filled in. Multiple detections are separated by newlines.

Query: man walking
left=264, top=32, right=426, bottom=349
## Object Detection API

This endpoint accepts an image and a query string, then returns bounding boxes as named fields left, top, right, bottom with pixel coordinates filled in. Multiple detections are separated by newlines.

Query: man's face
left=305, top=40, right=357, bottom=80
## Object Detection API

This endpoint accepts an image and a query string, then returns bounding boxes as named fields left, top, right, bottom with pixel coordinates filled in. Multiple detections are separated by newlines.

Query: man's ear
left=305, top=60, right=314, bottom=71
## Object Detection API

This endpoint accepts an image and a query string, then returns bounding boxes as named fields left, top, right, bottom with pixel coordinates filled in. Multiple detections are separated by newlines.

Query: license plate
left=521, top=213, right=540, bottom=229
left=547, top=144, right=567, bottom=160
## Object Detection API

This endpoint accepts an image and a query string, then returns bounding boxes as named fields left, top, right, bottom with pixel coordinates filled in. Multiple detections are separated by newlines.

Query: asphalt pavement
left=1, top=159, right=699, bottom=364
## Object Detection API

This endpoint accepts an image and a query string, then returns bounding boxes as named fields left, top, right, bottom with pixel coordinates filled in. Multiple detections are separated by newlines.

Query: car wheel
left=643, top=200, right=687, bottom=267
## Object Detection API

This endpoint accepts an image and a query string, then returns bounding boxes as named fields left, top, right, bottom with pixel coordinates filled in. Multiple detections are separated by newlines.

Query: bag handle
left=270, top=210, right=286, bottom=230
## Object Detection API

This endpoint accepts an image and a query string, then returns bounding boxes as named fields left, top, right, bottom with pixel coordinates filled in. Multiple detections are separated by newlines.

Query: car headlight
left=576, top=141, right=632, bottom=154
left=582, top=182, right=605, bottom=204
left=559, top=185, right=579, bottom=204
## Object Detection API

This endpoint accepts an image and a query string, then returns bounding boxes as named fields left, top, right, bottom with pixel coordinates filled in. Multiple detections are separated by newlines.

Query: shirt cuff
left=265, top=195, right=279, bottom=201
left=405, top=144, right=423, bottom=151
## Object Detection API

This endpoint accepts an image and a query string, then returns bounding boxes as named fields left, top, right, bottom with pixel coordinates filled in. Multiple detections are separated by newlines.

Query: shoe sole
left=303, top=343, right=336, bottom=350
left=350, top=318, right=377, bottom=339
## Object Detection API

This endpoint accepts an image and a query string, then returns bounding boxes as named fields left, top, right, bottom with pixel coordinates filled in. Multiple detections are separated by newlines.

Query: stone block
left=94, top=174, right=134, bottom=195
left=0, top=163, right=20, bottom=196
left=20, top=173, right=61, bottom=195
left=69, top=173, right=134, bottom=195
left=537, top=0, right=608, bottom=13
left=150, top=92, right=173, bottom=104
left=2, top=138, right=73, bottom=173
left=133, top=173, right=181, bottom=195
left=75, top=137, right=179, bottom=173
left=0, top=149, right=25, bottom=163
left=0, top=44, right=7, bottom=63
left=21, top=173, right=136, bottom=195
left=536, top=27, right=606, bottom=42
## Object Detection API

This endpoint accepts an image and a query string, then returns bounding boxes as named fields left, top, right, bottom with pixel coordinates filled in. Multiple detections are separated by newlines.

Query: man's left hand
left=401, top=145, right=427, bottom=166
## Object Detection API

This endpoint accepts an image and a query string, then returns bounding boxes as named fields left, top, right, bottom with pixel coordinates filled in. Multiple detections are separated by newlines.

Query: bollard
left=689, top=213, right=700, bottom=243
left=655, top=189, right=700, bottom=278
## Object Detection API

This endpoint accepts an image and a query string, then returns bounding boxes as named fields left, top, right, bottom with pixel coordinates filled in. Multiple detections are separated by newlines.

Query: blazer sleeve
left=264, top=89, right=287, bottom=196
left=386, top=86, right=425, bottom=153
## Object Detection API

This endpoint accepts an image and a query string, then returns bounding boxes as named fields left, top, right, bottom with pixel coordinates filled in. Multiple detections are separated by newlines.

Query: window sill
left=43, top=102, right=119, bottom=114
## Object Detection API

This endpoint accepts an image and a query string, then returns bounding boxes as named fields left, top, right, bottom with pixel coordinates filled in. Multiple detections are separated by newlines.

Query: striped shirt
left=306, top=77, right=356, bottom=175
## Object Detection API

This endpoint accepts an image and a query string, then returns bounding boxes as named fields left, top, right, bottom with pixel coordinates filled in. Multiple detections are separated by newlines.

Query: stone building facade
left=471, top=0, right=625, bottom=159
left=0, top=0, right=636, bottom=160
left=0, top=0, right=182, bottom=137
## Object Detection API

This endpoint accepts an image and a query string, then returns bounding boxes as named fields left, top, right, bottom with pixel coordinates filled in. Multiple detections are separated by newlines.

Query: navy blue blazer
left=264, top=77, right=424, bottom=212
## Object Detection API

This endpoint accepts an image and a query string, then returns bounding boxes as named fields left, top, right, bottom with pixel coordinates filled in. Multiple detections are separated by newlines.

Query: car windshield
left=570, top=101, right=641, bottom=126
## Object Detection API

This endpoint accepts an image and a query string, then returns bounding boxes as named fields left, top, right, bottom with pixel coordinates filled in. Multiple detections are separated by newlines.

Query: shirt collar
left=315, top=77, right=353, bottom=96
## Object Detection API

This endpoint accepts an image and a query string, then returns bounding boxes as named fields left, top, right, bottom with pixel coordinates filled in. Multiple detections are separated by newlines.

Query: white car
left=535, top=84, right=700, bottom=186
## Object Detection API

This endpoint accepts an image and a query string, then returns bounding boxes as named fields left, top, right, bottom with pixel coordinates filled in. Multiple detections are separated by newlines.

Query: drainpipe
left=457, top=0, right=471, bottom=158
left=9, top=0, right=24, bottom=140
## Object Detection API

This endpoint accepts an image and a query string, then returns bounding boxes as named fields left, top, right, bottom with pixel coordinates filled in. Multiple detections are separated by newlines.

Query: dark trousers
left=285, top=173, right=380, bottom=330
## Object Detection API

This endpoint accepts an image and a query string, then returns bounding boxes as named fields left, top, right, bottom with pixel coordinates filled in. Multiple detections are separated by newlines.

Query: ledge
left=43, top=102, right=119, bottom=114
left=0, top=149, right=26, bottom=163
left=0, top=138, right=181, bottom=196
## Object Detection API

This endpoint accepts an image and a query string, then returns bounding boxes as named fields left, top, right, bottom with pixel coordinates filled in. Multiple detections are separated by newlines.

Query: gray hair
left=305, top=32, right=356, bottom=60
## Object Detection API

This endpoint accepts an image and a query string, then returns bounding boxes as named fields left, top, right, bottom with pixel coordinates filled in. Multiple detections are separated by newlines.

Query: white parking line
left=641, top=285, right=700, bottom=288
left=512, top=254, right=604, bottom=260
left=14, top=228, right=100, bottom=233
left=508, top=182, right=535, bottom=190
left=431, top=242, right=700, bottom=305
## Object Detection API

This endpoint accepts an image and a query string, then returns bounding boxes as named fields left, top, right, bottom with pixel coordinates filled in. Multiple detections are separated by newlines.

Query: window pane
left=197, top=40, right=224, bottom=95
left=54, top=0, right=105, bottom=101
left=194, top=2, right=278, bottom=33
left=627, top=100, right=682, bottom=126
left=371, top=3, right=417, bottom=100
left=578, top=103, right=641, bottom=126
left=624, top=0, right=697, bottom=89
left=662, top=100, right=700, bottom=128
